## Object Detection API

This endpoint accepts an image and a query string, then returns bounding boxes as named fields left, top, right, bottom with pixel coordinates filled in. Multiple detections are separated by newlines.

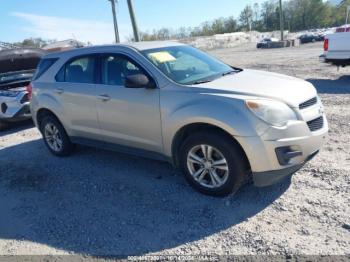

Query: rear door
left=54, top=55, right=100, bottom=139
left=95, top=54, right=163, bottom=153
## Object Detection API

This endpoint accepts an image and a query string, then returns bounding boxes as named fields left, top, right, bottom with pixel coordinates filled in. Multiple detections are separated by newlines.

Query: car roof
left=126, top=41, right=185, bottom=50
left=44, top=41, right=185, bottom=58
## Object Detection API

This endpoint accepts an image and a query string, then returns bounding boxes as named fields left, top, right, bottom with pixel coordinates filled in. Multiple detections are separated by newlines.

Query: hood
left=0, top=48, right=45, bottom=74
left=0, top=70, right=34, bottom=91
left=193, top=69, right=317, bottom=108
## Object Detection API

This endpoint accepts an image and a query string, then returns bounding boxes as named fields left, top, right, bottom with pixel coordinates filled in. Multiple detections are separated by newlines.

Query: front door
left=95, top=54, right=163, bottom=153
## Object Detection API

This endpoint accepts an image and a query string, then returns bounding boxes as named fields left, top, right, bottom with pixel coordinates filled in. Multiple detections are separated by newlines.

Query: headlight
left=246, top=99, right=297, bottom=127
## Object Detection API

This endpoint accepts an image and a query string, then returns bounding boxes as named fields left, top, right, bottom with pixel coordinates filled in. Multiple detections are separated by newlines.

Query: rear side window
left=56, top=56, right=96, bottom=84
left=33, top=58, right=58, bottom=81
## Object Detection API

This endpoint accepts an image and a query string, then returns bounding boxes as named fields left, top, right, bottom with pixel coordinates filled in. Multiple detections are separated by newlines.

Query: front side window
left=142, top=46, right=233, bottom=85
left=56, top=56, right=95, bottom=83
left=101, top=55, right=144, bottom=86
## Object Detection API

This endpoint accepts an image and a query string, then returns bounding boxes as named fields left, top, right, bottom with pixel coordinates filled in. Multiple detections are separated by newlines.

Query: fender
left=31, top=92, right=70, bottom=133
left=162, top=95, right=268, bottom=157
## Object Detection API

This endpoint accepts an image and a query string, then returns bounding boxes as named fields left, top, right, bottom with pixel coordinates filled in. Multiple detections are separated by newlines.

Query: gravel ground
left=0, top=42, right=349, bottom=258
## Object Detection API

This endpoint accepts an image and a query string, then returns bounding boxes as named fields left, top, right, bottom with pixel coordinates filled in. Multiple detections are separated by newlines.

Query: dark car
left=256, top=38, right=279, bottom=48
left=299, top=34, right=324, bottom=44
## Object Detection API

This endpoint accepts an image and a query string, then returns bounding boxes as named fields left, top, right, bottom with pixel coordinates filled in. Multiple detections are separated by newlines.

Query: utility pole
left=127, top=0, right=140, bottom=42
left=279, top=0, right=284, bottom=41
left=109, top=0, right=120, bottom=43
left=346, top=5, right=350, bottom=25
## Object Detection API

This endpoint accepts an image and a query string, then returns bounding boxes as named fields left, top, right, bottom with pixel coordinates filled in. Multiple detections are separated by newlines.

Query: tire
left=179, top=131, right=248, bottom=197
left=40, top=115, right=74, bottom=157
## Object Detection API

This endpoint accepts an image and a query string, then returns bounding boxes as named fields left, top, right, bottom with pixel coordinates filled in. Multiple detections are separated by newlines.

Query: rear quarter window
left=32, top=58, right=58, bottom=81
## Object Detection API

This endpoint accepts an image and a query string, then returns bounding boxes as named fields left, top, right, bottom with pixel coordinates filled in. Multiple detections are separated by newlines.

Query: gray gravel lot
left=0, top=42, right=349, bottom=257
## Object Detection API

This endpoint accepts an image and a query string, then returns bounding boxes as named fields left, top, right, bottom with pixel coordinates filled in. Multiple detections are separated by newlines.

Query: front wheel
left=40, top=115, right=74, bottom=156
left=179, top=131, right=248, bottom=197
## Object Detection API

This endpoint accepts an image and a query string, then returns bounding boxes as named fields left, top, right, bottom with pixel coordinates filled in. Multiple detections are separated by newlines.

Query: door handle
left=98, top=94, right=111, bottom=102
left=55, top=88, right=64, bottom=94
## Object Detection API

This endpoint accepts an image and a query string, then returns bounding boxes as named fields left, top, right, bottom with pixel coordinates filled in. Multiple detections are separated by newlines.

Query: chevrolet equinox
left=30, top=42, right=328, bottom=196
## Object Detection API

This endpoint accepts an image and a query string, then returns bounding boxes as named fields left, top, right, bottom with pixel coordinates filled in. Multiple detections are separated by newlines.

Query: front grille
left=299, top=97, right=317, bottom=110
left=307, top=116, right=324, bottom=132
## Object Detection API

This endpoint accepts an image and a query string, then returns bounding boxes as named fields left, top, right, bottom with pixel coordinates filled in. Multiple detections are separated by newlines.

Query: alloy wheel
left=44, top=123, right=63, bottom=152
left=187, top=144, right=229, bottom=189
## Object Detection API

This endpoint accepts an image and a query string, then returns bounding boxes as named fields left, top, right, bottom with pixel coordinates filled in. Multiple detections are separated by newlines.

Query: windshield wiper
left=192, top=79, right=213, bottom=85
left=222, top=70, right=236, bottom=76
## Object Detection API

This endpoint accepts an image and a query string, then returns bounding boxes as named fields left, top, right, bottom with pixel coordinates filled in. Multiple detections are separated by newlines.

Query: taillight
left=324, top=39, right=329, bottom=52
left=26, top=83, right=33, bottom=100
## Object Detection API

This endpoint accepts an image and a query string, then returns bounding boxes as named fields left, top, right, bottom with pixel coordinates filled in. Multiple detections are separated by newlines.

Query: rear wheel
left=179, top=131, right=247, bottom=197
left=40, top=115, right=74, bottom=156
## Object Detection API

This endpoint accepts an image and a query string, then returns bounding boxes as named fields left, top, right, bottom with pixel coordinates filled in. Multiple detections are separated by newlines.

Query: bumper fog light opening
left=275, top=146, right=303, bottom=166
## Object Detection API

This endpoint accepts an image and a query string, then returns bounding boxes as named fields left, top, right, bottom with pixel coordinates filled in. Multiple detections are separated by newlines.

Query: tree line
left=10, top=38, right=56, bottom=49
left=138, top=0, right=350, bottom=41
left=9, top=0, right=350, bottom=46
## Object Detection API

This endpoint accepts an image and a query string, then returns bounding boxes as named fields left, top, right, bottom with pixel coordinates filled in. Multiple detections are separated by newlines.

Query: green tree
left=135, top=0, right=349, bottom=41
left=224, top=16, right=238, bottom=33
left=239, top=5, right=254, bottom=31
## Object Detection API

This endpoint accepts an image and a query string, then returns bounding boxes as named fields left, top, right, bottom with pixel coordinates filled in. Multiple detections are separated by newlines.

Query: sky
left=0, top=0, right=267, bottom=44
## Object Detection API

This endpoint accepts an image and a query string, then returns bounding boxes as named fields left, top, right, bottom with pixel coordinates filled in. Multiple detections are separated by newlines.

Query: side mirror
left=124, top=74, right=156, bottom=89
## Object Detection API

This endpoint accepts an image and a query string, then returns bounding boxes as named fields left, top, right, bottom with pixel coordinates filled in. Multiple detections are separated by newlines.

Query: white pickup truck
left=323, top=25, right=350, bottom=67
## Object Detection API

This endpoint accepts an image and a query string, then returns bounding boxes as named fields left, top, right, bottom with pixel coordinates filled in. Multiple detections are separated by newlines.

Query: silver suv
left=30, top=42, right=328, bottom=196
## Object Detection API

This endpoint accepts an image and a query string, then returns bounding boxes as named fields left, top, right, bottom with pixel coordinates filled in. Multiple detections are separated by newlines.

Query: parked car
left=0, top=70, right=33, bottom=130
left=299, top=34, right=324, bottom=44
left=256, top=37, right=279, bottom=48
left=0, top=48, right=45, bottom=130
left=30, top=42, right=328, bottom=196
left=323, top=26, right=350, bottom=67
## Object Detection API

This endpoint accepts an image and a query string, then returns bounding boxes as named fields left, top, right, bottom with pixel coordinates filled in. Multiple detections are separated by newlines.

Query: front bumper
left=235, top=114, right=328, bottom=187
left=253, top=150, right=319, bottom=187
left=0, top=91, right=31, bottom=122
left=1, top=104, right=31, bottom=122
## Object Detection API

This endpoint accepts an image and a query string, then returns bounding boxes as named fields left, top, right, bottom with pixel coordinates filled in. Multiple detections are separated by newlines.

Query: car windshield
left=142, top=45, right=236, bottom=85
